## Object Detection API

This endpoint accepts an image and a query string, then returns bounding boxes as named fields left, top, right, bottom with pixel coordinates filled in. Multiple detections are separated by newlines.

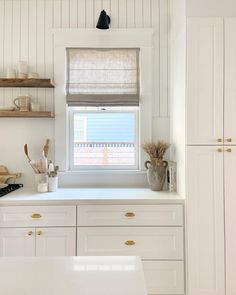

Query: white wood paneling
left=0, top=0, right=169, bottom=127
left=187, top=146, right=225, bottom=295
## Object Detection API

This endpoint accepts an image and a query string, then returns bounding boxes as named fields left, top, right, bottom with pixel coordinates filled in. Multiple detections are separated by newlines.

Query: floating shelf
left=0, top=78, right=54, bottom=88
left=0, top=111, right=54, bottom=118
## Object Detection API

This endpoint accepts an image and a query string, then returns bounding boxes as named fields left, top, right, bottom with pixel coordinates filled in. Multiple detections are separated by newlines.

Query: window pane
left=73, top=112, right=136, bottom=166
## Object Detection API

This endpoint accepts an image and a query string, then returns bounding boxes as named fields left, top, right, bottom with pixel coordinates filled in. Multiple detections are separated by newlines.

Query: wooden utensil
left=43, top=139, right=50, bottom=158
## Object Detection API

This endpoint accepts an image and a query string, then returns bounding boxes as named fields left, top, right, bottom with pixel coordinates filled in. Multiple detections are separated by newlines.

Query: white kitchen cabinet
left=0, top=227, right=76, bottom=257
left=77, top=227, right=183, bottom=260
left=187, top=146, right=225, bottom=295
left=187, top=18, right=224, bottom=145
left=0, top=228, right=35, bottom=257
left=77, top=204, right=183, bottom=226
left=143, top=261, right=185, bottom=295
left=35, top=227, right=76, bottom=256
left=224, top=19, right=236, bottom=145
left=224, top=146, right=236, bottom=295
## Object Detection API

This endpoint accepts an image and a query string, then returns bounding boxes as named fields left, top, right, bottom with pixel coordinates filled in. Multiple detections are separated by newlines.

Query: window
left=69, top=107, right=139, bottom=170
left=67, top=48, right=140, bottom=170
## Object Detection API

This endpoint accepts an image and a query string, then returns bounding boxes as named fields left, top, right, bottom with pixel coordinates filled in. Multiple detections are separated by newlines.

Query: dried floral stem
left=142, top=141, right=170, bottom=159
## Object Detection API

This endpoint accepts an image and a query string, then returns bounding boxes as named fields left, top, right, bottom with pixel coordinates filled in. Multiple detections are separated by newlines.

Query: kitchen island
left=0, top=256, right=147, bottom=295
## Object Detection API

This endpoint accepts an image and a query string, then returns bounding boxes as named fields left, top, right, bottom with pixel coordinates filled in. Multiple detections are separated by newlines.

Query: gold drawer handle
left=28, top=231, right=33, bottom=236
left=217, top=148, right=223, bottom=152
left=31, top=213, right=42, bottom=219
left=226, top=138, right=232, bottom=142
left=37, top=231, right=43, bottom=235
left=125, top=212, right=135, bottom=217
left=125, top=240, right=135, bottom=246
left=217, top=138, right=222, bottom=142
left=226, top=148, right=232, bottom=152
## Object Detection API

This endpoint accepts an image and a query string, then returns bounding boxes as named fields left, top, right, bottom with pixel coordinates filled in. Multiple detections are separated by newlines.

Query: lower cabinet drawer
left=143, top=261, right=185, bottom=295
left=77, top=227, right=183, bottom=259
left=0, top=206, right=76, bottom=227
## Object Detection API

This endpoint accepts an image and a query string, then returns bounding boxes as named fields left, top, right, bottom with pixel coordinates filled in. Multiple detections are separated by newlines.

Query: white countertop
left=0, top=256, right=147, bottom=295
left=0, top=187, right=184, bottom=205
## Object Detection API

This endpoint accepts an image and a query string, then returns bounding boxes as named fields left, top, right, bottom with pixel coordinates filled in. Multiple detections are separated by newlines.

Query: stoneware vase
left=145, top=158, right=168, bottom=191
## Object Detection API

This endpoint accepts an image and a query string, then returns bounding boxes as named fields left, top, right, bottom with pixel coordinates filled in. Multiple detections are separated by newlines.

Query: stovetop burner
left=0, top=184, right=23, bottom=197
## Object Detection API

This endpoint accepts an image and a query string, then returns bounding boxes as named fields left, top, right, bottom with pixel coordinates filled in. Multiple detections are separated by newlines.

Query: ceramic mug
left=13, top=95, right=31, bottom=112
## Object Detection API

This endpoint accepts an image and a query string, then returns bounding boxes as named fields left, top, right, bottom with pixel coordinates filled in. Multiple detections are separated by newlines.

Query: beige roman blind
left=66, top=48, right=140, bottom=106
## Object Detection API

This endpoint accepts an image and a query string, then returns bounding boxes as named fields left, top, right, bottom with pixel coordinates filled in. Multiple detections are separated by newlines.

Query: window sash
left=69, top=108, right=139, bottom=170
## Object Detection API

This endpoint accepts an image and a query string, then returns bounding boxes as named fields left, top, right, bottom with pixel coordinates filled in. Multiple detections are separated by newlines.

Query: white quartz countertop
left=0, top=187, right=184, bottom=205
left=0, top=256, right=147, bottom=295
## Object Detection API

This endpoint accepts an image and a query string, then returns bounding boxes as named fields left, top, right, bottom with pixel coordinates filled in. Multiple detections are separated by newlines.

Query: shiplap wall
left=0, top=0, right=170, bottom=186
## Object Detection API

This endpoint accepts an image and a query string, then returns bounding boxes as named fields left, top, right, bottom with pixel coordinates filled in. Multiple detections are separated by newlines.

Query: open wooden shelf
left=0, top=111, right=54, bottom=118
left=0, top=78, right=54, bottom=88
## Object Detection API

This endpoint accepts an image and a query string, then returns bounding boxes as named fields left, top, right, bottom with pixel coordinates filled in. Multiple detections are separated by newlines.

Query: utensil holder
left=35, top=173, right=48, bottom=191
left=48, top=176, right=58, bottom=192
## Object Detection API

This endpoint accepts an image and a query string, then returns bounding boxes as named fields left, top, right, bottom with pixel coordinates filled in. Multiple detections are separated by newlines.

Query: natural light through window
left=69, top=107, right=138, bottom=169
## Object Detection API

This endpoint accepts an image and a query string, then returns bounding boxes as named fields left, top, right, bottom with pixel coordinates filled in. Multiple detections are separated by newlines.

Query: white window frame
left=73, top=116, right=87, bottom=142
left=53, top=29, right=154, bottom=172
left=69, top=107, right=139, bottom=170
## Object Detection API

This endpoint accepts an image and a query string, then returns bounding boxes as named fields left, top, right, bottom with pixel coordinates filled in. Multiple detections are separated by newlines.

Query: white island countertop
left=0, top=256, right=147, bottom=295
left=0, top=187, right=184, bottom=205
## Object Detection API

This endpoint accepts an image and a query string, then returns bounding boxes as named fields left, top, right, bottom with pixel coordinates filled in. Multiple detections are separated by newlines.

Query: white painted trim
left=54, top=29, right=154, bottom=171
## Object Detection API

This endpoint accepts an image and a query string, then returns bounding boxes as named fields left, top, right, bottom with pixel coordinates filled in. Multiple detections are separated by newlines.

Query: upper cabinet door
left=186, top=146, right=225, bottom=295
left=224, top=18, right=236, bottom=145
left=224, top=146, right=236, bottom=295
left=187, top=18, right=224, bottom=145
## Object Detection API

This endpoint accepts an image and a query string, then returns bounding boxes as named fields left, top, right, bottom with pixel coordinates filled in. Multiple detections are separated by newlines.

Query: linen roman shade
left=66, top=48, right=140, bottom=106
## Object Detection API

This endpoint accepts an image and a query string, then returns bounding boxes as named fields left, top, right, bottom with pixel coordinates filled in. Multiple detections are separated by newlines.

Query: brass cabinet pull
left=226, top=138, right=232, bottom=142
left=217, top=148, right=223, bottom=152
left=226, top=148, right=232, bottom=153
left=217, top=138, right=222, bottom=142
left=125, top=212, right=135, bottom=217
left=28, top=231, right=33, bottom=236
left=31, top=213, right=42, bottom=219
left=37, top=231, right=43, bottom=235
left=125, top=240, right=135, bottom=246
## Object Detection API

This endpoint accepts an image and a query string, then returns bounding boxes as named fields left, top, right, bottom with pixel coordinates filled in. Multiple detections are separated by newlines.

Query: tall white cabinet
left=187, top=17, right=236, bottom=295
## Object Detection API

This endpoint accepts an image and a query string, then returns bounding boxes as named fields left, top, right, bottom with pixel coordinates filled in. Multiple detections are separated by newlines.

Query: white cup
left=28, top=72, right=39, bottom=79
left=18, top=61, right=28, bottom=74
left=18, top=73, right=27, bottom=79
left=30, top=102, right=40, bottom=112
left=6, top=67, right=16, bottom=78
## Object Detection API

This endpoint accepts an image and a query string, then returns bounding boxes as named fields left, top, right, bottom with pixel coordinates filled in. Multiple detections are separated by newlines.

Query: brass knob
left=31, top=213, right=42, bottom=219
left=227, top=138, right=232, bottom=142
left=28, top=231, right=33, bottom=236
left=217, top=138, right=222, bottom=142
left=125, top=212, right=135, bottom=217
left=217, top=148, right=223, bottom=152
left=37, top=231, right=43, bottom=235
left=125, top=240, right=135, bottom=246
left=226, top=148, right=232, bottom=152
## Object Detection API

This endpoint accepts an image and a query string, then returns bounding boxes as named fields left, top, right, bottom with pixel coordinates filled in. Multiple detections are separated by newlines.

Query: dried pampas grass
left=142, top=141, right=170, bottom=159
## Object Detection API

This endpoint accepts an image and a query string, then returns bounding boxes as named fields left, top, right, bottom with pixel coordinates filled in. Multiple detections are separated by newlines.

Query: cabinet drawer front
left=143, top=261, right=185, bottom=295
left=77, top=227, right=183, bottom=259
left=0, top=206, right=76, bottom=227
left=77, top=205, right=183, bottom=226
